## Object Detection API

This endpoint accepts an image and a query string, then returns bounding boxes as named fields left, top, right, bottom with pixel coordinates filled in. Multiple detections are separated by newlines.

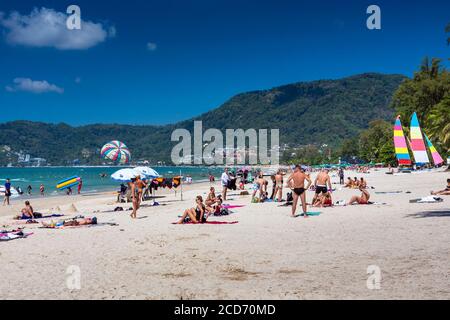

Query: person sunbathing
left=347, top=186, right=371, bottom=205
left=431, top=179, right=450, bottom=195
left=15, top=201, right=43, bottom=220
left=177, top=196, right=207, bottom=224
left=41, top=217, right=97, bottom=228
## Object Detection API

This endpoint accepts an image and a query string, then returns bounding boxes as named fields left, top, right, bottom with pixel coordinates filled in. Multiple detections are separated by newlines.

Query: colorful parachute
left=100, top=141, right=131, bottom=164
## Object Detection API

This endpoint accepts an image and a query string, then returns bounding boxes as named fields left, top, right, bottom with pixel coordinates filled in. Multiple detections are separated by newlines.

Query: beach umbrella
left=133, top=166, right=160, bottom=179
left=101, top=140, right=131, bottom=164
left=111, top=168, right=139, bottom=182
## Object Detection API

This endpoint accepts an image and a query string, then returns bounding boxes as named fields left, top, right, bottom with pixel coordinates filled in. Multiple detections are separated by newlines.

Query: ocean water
left=0, top=166, right=224, bottom=196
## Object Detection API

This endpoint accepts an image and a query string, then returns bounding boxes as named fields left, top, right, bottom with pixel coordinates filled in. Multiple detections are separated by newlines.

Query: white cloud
left=146, top=42, right=157, bottom=51
left=0, top=7, right=114, bottom=50
left=6, top=78, right=64, bottom=94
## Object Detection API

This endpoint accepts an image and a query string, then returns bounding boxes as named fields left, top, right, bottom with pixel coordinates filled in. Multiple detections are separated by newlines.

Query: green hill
left=0, top=73, right=405, bottom=166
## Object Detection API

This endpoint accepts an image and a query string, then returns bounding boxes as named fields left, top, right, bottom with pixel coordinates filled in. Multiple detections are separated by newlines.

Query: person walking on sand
left=221, top=168, right=230, bottom=200
left=3, top=178, right=11, bottom=206
left=40, top=184, right=45, bottom=196
left=312, top=168, right=332, bottom=205
left=286, top=165, right=312, bottom=218
left=77, top=180, right=82, bottom=194
left=128, top=178, right=139, bottom=219
left=135, top=175, right=147, bottom=204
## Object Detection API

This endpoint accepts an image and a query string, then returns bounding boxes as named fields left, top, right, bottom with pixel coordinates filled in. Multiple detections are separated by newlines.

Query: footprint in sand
left=222, top=265, right=261, bottom=281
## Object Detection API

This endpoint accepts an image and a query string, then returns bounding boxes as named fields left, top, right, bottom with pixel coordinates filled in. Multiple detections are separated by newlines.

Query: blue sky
left=0, top=0, right=449, bottom=125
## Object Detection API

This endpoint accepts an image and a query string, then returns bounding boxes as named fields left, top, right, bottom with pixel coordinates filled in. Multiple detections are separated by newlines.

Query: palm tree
left=427, top=97, right=450, bottom=170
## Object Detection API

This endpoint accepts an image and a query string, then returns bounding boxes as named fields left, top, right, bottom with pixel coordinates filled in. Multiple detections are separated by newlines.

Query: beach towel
left=409, top=196, right=444, bottom=203
left=222, top=204, right=245, bottom=209
left=16, top=214, right=64, bottom=220
left=375, top=191, right=402, bottom=194
left=172, top=221, right=238, bottom=225
left=0, top=231, right=33, bottom=241
left=293, top=212, right=321, bottom=217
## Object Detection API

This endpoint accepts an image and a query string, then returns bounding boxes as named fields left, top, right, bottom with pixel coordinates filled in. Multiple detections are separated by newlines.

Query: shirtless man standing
left=312, top=169, right=332, bottom=204
left=286, top=165, right=312, bottom=217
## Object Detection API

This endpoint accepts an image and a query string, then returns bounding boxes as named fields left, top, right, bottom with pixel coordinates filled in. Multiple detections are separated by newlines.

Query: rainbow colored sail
left=409, top=112, right=429, bottom=164
left=424, top=134, right=444, bottom=166
left=393, top=116, right=411, bottom=165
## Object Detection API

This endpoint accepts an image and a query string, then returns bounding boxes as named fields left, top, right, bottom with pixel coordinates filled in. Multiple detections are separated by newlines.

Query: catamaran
left=393, top=112, right=444, bottom=168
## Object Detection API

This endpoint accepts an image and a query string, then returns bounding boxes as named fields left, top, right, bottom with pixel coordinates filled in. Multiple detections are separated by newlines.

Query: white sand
left=0, top=168, right=449, bottom=299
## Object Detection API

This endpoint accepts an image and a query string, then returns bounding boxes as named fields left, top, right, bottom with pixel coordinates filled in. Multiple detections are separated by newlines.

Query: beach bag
left=286, top=192, right=293, bottom=202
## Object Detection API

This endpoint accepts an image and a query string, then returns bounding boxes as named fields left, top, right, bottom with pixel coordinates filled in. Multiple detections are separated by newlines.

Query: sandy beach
left=1, top=168, right=449, bottom=300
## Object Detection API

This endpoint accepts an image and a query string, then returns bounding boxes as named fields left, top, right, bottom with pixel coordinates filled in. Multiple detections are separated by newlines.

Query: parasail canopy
left=101, top=140, right=131, bottom=164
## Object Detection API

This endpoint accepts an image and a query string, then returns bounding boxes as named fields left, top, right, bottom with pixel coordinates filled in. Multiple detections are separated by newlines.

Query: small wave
left=0, top=178, right=28, bottom=182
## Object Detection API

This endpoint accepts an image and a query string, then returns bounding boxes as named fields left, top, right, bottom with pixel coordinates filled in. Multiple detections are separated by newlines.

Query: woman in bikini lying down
left=347, top=186, right=371, bottom=205
left=41, top=217, right=97, bottom=228
left=177, top=196, right=208, bottom=224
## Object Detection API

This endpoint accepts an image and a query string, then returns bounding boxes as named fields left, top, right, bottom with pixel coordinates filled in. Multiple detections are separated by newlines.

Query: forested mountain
left=0, top=73, right=405, bottom=166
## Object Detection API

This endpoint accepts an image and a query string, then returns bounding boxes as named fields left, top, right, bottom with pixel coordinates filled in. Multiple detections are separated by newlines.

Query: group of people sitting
left=344, top=177, right=368, bottom=189
left=177, top=187, right=225, bottom=224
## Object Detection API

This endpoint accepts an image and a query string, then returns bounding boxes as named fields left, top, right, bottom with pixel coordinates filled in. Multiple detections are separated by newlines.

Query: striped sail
left=393, top=116, right=411, bottom=165
left=424, top=134, right=444, bottom=166
left=409, top=112, right=430, bottom=164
